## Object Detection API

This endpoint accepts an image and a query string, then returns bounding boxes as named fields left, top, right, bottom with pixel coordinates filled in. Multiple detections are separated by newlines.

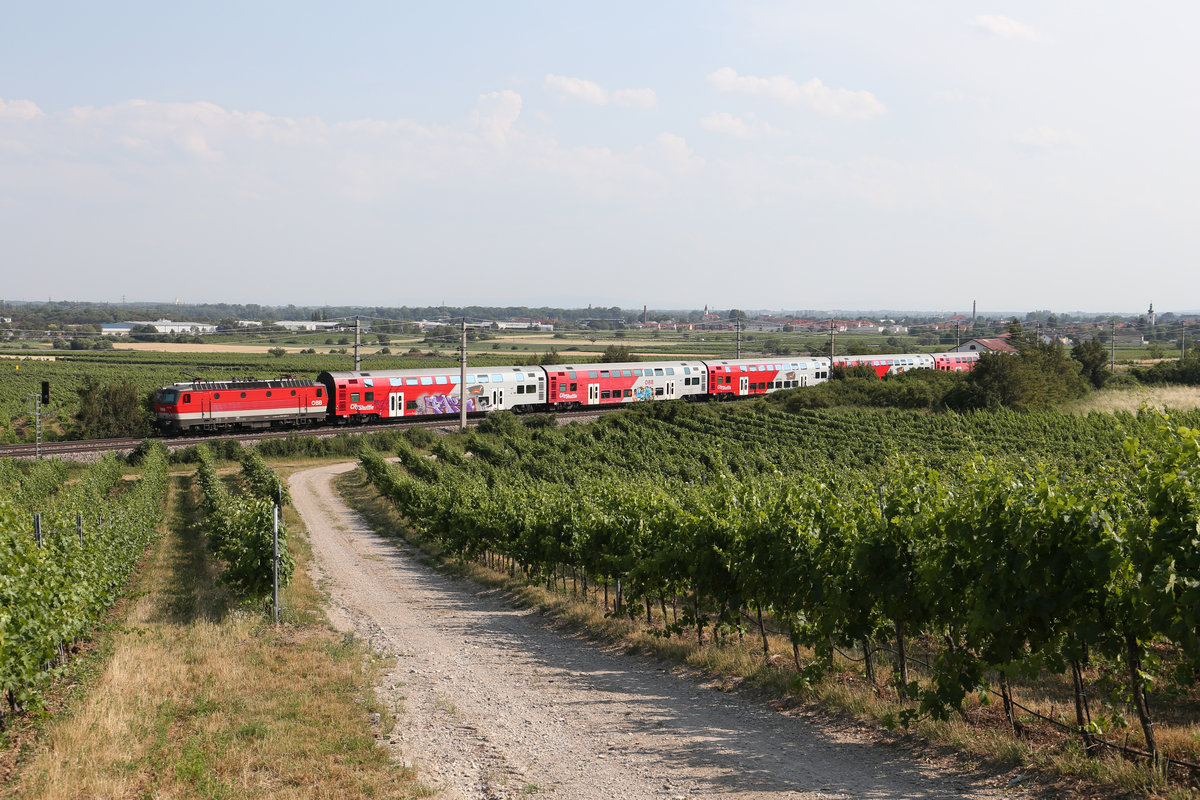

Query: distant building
left=123, top=319, right=218, bottom=335
left=950, top=338, right=1019, bottom=354
left=275, top=320, right=344, bottom=331
left=100, top=323, right=133, bottom=336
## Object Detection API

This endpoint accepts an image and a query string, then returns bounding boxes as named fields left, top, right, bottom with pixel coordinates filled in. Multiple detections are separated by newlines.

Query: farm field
left=4, top=399, right=1200, bottom=797
left=353, top=401, right=1200, bottom=797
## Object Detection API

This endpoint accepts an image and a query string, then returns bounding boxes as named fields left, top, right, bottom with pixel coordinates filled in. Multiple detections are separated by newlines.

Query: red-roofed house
left=950, top=338, right=1019, bottom=354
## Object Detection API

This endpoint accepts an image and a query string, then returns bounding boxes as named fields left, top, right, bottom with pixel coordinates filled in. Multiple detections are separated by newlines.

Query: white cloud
left=706, top=67, right=884, bottom=120
left=700, top=112, right=786, bottom=139
left=544, top=74, right=658, bottom=108
left=0, top=97, right=44, bottom=120
left=612, top=88, right=658, bottom=109
left=970, top=15, right=1040, bottom=41
left=470, top=90, right=522, bottom=142
left=1013, top=126, right=1080, bottom=150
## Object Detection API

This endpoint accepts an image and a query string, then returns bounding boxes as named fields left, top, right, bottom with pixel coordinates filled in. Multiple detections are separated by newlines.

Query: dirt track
left=291, top=462, right=1000, bottom=800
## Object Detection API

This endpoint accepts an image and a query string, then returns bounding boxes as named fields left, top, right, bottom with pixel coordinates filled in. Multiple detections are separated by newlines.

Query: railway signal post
left=27, top=381, right=48, bottom=459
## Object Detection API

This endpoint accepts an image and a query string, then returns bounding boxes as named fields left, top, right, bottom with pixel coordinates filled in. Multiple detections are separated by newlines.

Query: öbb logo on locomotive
left=152, top=352, right=980, bottom=433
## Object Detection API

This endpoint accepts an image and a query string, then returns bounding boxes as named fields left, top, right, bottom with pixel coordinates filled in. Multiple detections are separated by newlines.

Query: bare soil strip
left=292, top=462, right=1000, bottom=800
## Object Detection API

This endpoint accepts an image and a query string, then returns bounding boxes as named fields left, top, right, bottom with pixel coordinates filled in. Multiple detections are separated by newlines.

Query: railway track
left=0, top=406, right=612, bottom=460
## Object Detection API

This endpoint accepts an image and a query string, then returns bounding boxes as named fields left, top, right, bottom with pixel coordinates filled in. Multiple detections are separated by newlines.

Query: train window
left=478, top=375, right=490, bottom=383
left=684, top=366, right=691, bottom=374
left=599, top=370, right=610, bottom=378
left=492, top=374, right=503, bottom=382
left=633, top=369, right=643, bottom=376
left=583, top=370, right=595, bottom=379
left=665, top=368, right=674, bottom=375
left=739, top=365, right=747, bottom=372
left=655, top=387, right=664, bottom=396
left=266, top=391, right=272, bottom=397
left=365, top=392, right=374, bottom=401
left=515, top=373, right=525, bottom=381
left=214, top=393, right=220, bottom=399
left=601, top=390, right=611, bottom=399
left=654, top=368, right=664, bottom=376
left=420, top=377, right=433, bottom=385
left=435, top=376, right=448, bottom=384
left=240, top=392, right=247, bottom=399
left=569, top=371, right=577, bottom=379
left=624, top=389, right=632, bottom=397
left=183, top=394, right=191, bottom=403
left=316, top=388, right=323, bottom=397
left=450, top=376, right=460, bottom=384
left=406, top=400, right=417, bottom=410
left=406, top=378, right=419, bottom=386
left=290, top=389, right=296, bottom=396
left=350, top=393, right=360, bottom=402
left=622, top=369, right=632, bottom=377
left=569, top=382, right=577, bottom=391
left=466, top=375, right=476, bottom=384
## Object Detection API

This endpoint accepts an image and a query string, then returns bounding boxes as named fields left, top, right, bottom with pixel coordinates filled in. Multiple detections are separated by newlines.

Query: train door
left=493, top=388, right=503, bottom=409
left=739, top=376, right=749, bottom=396
left=389, top=392, right=404, bottom=418
left=588, top=383, right=599, bottom=405
left=665, top=381, right=675, bottom=399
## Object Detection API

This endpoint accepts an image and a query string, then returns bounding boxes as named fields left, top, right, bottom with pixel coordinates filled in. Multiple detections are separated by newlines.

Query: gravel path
left=292, top=462, right=1000, bottom=800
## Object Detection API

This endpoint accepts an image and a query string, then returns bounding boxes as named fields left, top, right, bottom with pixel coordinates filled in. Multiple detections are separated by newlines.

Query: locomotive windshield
left=156, top=388, right=179, bottom=404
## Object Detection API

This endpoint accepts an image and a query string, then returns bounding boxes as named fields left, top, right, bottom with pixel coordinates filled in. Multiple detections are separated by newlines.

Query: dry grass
left=6, top=468, right=430, bottom=800
left=337, top=466, right=1200, bottom=800
left=1062, top=386, right=1200, bottom=415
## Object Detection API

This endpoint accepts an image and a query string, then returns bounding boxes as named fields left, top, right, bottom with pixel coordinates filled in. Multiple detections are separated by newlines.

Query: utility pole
left=1111, top=321, right=1116, bottom=372
left=955, top=321, right=961, bottom=348
left=829, top=320, right=836, bottom=361
left=460, top=319, right=468, bottom=432
left=736, top=316, right=742, bottom=359
left=354, top=316, right=361, bottom=371
left=1183, top=327, right=1188, bottom=361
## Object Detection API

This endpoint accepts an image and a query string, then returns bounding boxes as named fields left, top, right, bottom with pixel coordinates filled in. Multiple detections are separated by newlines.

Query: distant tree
left=539, top=349, right=564, bottom=366
left=129, top=324, right=158, bottom=341
left=951, top=334, right=1088, bottom=411
left=72, top=376, right=153, bottom=439
left=268, top=347, right=287, bottom=357
left=1072, top=336, right=1110, bottom=389
left=728, top=309, right=748, bottom=324
left=600, top=345, right=635, bottom=362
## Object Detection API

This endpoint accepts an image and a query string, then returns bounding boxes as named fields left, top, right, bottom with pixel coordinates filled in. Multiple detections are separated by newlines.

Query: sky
left=1, top=2, right=1197, bottom=314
